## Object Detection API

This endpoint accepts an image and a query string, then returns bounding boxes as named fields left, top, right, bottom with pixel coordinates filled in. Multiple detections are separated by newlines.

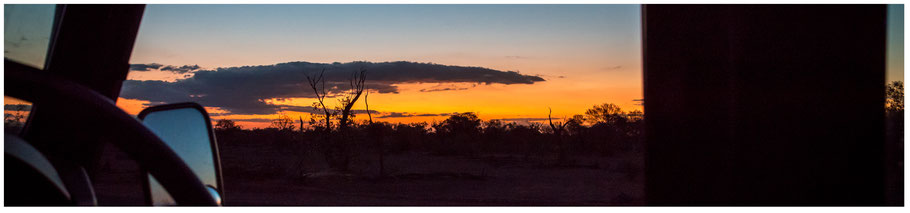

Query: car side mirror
left=137, top=103, right=223, bottom=206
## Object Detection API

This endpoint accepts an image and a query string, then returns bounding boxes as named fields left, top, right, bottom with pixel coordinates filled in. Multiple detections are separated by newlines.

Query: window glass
left=4, top=4, right=55, bottom=69
left=887, top=4, right=904, bottom=83
left=4, top=4, right=55, bottom=134
left=120, top=4, right=644, bottom=205
left=4, top=97, right=32, bottom=133
left=884, top=4, right=904, bottom=205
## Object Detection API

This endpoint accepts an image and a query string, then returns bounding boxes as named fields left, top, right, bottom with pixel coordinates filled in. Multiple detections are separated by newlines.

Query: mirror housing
left=137, top=102, right=223, bottom=206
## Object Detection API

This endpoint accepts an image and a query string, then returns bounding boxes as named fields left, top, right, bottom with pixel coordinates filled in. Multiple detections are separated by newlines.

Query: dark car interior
left=5, top=5, right=216, bottom=206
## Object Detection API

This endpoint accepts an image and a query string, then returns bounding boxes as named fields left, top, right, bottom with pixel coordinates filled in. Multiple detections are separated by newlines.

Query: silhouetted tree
left=215, top=119, right=242, bottom=131
left=365, top=90, right=373, bottom=123
left=390, top=122, right=430, bottom=152
left=363, top=87, right=387, bottom=177
left=584, top=103, right=626, bottom=125
left=305, top=68, right=334, bottom=130
left=626, top=109, right=643, bottom=122
left=885, top=81, right=903, bottom=150
left=548, top=107, right=571, bottom=163
left=884, top=80, right=904, bottom=204
left=565, top=114, right=586, bottom=135
left=433, top=112, right=483, bottom=155
left=304, top=67, right=369, bottom=171
left=505, top=122, right=544, bottom=159
left=337, top=68, right=367, bottom=130
left=307, top=112, right=326, bottom=131
left=482, top=119, right=506, bottom=152
left=887, top=81, right=903, bottom=113
left=548, top=108, right=569, bottom=135
left=364, top=121, right=391, bottom=177
left=434, top=112, right=482, bottom=136
left=270, top=114, right=296, bottom=131
left=213, top=101, right=646, bottom=176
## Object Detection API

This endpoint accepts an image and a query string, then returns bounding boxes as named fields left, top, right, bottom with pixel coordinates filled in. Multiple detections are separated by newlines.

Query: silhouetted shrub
left=214, top=102, right=645, bottom=174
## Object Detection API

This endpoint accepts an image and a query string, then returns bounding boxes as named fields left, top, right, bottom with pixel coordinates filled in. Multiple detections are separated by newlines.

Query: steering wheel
left=4, top=60, right=217, bottom=206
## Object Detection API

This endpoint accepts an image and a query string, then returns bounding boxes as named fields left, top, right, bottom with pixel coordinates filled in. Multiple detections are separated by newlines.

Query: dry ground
left=220, top=141, right=644, bottom=206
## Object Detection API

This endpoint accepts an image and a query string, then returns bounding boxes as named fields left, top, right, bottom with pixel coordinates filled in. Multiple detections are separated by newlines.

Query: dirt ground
left=219, top=142, right=645, bottom=206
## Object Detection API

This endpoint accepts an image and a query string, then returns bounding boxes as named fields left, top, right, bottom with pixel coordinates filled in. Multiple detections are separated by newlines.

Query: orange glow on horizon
left=116, top=98, right=150, bottom=115
left=115, top=78, right=642, bottom=129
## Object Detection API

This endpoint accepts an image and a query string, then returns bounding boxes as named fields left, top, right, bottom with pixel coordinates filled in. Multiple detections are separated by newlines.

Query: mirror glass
left=141, top=107, right=219, bottom=206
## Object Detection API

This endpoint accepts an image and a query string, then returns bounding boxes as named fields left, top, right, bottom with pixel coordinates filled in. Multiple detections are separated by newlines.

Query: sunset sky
left=4, top=4, right=904, bottom=130
left=118, top=4, right=644, bottom=128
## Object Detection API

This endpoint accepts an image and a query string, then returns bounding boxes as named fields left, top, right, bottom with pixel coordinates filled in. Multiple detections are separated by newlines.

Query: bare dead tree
left=549, top=107, right=570, bottom=163
left=337, top=68, right=367, bottom=130
left=365, top=90, right=373, bottom=124
left=548, top=107, right=569, bottom=136
left=305, top=68, right=332, bottom=130
left=298, top=116, right=305, bottom=133
left=364, top=87, right=386, bottom=177
left=305, top=68, right=368, bottom=171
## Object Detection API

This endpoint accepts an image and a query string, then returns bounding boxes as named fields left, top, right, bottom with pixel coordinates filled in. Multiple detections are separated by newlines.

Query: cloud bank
left=497, top=117, right=550, bottom=124
left=120, top=61, right=545, bottom=114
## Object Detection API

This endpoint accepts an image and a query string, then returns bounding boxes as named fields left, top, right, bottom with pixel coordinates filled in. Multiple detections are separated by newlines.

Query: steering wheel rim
left=4, top=60, right=217, bottom=206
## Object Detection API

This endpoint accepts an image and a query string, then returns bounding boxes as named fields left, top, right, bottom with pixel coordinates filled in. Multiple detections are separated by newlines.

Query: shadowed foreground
left=221, top=150, right=643, bottom=206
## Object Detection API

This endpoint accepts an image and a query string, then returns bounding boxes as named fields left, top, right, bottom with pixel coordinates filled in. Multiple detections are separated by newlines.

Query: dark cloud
left=129, top=63, right=201, bottom=74
left=416, top=113, right=452, bottom=117
left=633, top=98, right=644, bottom=106
left=120, top=61, right=543, bottom=115
left=4, top=104, right=32, bottom=111
left=227, top=118, right=276, bottom=123
left=534, top=74, right=566, bottom=80
left=419, top=83, right=477, bottom=92
left=374, top=112, right=408, bottom=118
left=376, top=112, right=453, bottom=118
left=498, top=118, right=550, bottom=123
left=274, top=105, right=318, bottom=113
left=161, top=64, right=201, bottom=74
left=420, top=87, right=469, bottom=92
left=129, top=63, right=164, bottom=71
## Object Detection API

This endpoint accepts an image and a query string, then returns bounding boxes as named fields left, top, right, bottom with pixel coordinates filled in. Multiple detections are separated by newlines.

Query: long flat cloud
left=129, top=63, right=163, bottom=71
left=120, top=61, right=545, bottom=114
left=376, top=112, right=453, bottom=118
left=161, top=64, right=201, bottom=74
left=4, top=104, right=32, bottom=111
left=130, top=63, right=201, bottom=73
left=498, top=118, right=550, bottom=123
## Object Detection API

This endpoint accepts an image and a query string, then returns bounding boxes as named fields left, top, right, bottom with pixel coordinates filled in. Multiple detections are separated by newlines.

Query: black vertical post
left=22, top=4, right=147, bottom=205
left=44, top=4, right=145, bottom=100
left=643, top=5, right=887, bottom=205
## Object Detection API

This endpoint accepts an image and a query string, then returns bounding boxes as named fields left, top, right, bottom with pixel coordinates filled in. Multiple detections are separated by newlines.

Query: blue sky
left=130, top=4, right=642, bottom=71
left=888, top=4, right=904, bottom=82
